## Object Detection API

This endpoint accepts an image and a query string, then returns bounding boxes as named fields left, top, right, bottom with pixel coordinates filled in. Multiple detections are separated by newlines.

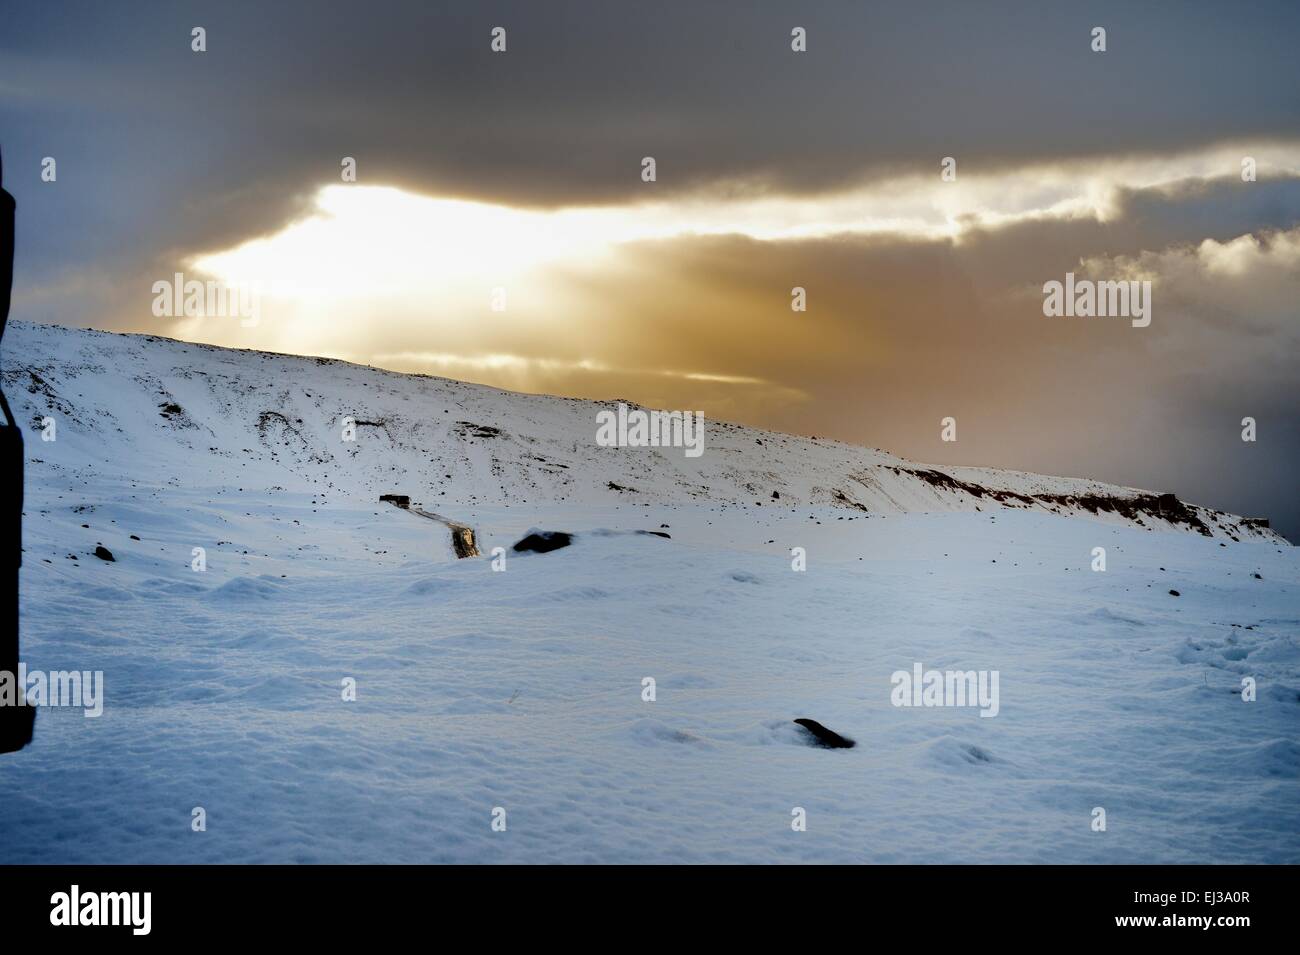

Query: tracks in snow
left=385, top=501, right=481, bottom=558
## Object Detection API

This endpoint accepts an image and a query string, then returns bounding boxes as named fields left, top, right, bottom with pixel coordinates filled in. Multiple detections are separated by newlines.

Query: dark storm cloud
left=950, top=174, right=1300, bottom=293
left=4, top=0, right=1300, bottom=289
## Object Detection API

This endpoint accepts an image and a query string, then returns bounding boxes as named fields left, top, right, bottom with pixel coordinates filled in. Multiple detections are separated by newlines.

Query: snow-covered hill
left=0, top=320, right=1295, bottom=864
left=0, top=320, right=1282, bottom=542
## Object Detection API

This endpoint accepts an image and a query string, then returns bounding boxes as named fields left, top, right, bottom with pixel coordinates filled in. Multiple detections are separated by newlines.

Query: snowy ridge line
left=0, top=319, right=1283, bottom=543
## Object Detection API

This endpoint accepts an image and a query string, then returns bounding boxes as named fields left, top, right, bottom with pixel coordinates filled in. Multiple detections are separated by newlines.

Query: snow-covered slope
left=0, top=320, right=1282, bottom=541
left=0, top=319, right=1295, bottom=865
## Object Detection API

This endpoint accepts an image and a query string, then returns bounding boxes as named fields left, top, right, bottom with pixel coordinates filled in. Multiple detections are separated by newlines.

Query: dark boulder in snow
left=92, top=545, right=115, bottom=562
left=512, top=530, right=573, bottom=554
left=793, top=718, right=856, bottom=749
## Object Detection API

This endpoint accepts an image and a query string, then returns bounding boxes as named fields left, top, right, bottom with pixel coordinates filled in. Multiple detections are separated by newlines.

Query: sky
left=2, top=0, right=1298, bottom=537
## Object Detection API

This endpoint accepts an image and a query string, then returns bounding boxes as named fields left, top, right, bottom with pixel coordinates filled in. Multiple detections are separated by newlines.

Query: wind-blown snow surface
left=0, top=320, right=1296, bottom=863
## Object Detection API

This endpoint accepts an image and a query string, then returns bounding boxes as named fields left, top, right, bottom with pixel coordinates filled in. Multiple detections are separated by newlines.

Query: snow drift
left=0, top=320, right=1295, bottom=865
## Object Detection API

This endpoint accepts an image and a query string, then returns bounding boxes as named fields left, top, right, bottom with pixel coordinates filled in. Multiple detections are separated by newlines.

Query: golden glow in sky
left=192, top=141, right=1298, bottom=304
left=179, top=140, right=1298, bottom=395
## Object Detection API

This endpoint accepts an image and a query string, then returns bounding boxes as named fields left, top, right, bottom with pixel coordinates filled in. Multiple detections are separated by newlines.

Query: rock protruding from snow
left=793, top=718, right=856, bottom=749
left=512, top=530, right=573, bottom=554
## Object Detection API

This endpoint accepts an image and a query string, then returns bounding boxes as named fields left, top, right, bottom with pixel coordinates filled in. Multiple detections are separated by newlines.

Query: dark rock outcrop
left=793, top=718, right=856, bottom=749
left=512, top=530, right=573, bottom=554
